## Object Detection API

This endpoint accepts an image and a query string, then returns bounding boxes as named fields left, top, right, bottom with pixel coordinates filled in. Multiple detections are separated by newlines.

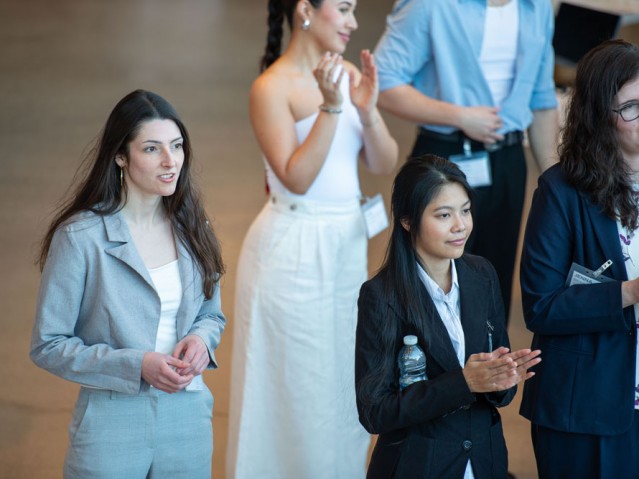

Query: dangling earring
left=302, top=18, right=310, bottom=31
left=120, top=167, right=124, bottom=187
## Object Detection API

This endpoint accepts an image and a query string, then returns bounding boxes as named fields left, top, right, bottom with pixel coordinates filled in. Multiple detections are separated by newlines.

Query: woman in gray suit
left=30, top=89, right=226, bottom=478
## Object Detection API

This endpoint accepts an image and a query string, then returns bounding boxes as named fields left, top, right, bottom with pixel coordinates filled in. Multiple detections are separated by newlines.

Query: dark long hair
left=560, top=39, right=639, bottom=230
left=260, top=0, right=322, bottom=71
left=38, top=89, right=224, bottom=298
left=357, top=154, right=473, bottom=407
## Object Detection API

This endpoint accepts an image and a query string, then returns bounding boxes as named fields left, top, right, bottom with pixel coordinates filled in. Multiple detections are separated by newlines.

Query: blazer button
left=462, top=440, right=472, bottom=451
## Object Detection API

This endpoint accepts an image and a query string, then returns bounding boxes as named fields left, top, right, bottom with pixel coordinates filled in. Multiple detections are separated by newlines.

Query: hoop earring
left=302, top=18, right=310, bottom=31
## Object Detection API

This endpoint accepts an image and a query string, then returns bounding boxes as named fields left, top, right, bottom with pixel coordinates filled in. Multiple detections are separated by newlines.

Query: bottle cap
left=403, top=335, right=418, bottom=346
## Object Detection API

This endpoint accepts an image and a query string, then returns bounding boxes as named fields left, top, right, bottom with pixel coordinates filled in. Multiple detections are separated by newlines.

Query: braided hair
left=260, top=0, right=323, bottom=71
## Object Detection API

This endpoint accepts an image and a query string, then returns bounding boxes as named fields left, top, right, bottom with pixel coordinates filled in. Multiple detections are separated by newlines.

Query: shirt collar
left=416, top=259, right=459, bottom=301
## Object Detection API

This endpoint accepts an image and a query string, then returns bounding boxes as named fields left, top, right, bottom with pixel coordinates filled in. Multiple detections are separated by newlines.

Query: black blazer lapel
left=457, top=258, right=492, bottom=358
left=413, top=280, right=464, bottom=373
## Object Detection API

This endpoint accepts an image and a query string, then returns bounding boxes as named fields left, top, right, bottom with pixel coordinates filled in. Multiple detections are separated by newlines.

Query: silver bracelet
left=319, top=104, right=342, bottom=114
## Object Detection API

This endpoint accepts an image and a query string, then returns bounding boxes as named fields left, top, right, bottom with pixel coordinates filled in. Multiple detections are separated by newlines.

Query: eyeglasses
left=613, top=102, right=639, bottom=122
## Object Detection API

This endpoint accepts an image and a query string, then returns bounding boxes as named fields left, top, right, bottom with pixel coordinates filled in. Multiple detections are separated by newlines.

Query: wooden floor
left=0, top=0, right=540, bottom=477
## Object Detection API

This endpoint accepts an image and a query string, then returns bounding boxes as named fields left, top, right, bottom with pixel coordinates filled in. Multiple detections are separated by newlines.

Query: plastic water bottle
left=398, top=335, right=427, bottom=390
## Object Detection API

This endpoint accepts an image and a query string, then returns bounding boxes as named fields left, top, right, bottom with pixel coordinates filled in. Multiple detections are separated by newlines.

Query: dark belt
left=418, top=127, right=524, bottom=152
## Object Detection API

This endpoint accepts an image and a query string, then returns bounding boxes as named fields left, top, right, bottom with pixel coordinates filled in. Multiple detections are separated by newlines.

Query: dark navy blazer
left=520, top=164, right=636, bottom=435
left=356, top=255, right=514, bottom=479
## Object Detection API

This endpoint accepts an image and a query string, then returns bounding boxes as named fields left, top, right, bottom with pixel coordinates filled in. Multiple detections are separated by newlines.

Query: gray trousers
left=64, top=385, right=214, bottom=478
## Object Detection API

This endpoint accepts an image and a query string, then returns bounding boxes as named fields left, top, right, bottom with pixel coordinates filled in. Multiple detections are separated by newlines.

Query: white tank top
left=148, top=259, right=182, bottom=355
left=265, top=74, right=363, bottom=202
left=479, top=0, right=519, bottom=107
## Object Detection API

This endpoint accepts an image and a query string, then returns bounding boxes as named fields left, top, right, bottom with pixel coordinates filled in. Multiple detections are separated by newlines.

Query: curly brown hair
left=560, top=39, right=639, bottom=230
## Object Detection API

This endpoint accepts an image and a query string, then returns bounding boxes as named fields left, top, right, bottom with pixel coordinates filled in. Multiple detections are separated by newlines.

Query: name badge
left=361, top=193, right=389, bottom=239
left=449, top=139, right=492, bottom=187
left=565, top=260, right=614, bottom=286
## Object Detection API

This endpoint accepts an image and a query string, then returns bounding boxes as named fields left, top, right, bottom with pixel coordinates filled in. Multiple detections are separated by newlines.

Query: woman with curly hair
left=520, top=39, right=639, bottom=478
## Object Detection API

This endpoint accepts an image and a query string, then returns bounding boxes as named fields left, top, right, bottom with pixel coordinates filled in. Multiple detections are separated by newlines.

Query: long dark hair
left=260, top=0, right=322, bottom=71
left=38, top=89, right=224, bottom=298
left=357, top=154, right=472, bottom=407
left=560, top=39, right=639, bottom=230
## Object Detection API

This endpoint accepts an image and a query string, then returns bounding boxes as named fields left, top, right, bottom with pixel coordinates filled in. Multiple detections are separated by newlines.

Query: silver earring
left=120, top=167, right=123, bottom=187
left=302, top=18, right=310, bottom=31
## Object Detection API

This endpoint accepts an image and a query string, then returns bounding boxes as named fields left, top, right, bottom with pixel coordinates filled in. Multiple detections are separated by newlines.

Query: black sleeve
left=355, top=280, right=476, bottom=435
left=480, top=259, right=516, bottom=408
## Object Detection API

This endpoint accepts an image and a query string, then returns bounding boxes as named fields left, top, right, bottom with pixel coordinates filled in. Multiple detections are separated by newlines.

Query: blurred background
left=2, top=0, right=638, bottom=477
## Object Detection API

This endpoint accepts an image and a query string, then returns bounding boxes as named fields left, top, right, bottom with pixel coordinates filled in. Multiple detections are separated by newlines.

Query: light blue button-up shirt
left=374, top=0, right=558, bottom=134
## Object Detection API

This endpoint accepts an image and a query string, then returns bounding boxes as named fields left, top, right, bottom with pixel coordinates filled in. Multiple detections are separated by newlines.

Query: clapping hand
left=462, top=346, right=541, bottom=393
left=313, top=52, right=345, bottom=111
left=350, top=49, right=379, bottom=117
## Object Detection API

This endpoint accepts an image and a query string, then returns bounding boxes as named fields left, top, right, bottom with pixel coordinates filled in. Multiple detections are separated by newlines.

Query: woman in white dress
left=226, top=1, right=398, bottom=477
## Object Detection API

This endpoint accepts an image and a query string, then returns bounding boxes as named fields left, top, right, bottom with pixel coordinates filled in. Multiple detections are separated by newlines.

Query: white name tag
left=361, top=193, right=389, bottom=239
left=449, top=151, right=492, bottom=187
left=565, top=261, right=614, bottom=286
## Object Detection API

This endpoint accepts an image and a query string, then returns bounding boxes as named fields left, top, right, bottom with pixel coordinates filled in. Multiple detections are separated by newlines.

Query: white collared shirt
left=417, top=260, right=465, bottom=366
left=417, top=260, right=474, bottom=479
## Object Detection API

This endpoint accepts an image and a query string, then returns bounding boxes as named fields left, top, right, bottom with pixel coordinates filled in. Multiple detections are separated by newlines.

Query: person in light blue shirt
left=374, top=0, right=559, bottom=328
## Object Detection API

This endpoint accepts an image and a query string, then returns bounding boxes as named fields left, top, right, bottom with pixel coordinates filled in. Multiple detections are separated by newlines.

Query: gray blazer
left=30, top=210, right=226, bottom=395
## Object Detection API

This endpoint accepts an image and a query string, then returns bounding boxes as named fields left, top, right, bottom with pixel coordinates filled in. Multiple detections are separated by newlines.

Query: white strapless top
left=264, top=74, right=363, bottom=202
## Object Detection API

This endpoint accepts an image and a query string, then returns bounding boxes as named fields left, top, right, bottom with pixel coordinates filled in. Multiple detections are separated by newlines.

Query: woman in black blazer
left=355, top=155, right=540, bottom=479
